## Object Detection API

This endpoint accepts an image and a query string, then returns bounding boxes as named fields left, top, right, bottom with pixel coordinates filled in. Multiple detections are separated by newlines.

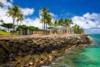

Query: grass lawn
left=0, top=31, right=11, bottom=36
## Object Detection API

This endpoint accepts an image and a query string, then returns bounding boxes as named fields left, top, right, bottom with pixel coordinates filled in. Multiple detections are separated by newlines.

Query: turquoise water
left=77, top=47, right=100, bottom=67
left=51, top=34, right=100, bottom=67
left=76, top=34, right=100, bottom=67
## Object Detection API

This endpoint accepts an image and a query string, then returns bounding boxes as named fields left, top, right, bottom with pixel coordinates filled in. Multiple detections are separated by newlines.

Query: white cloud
left=22, top=18, right=43, bottom=29
left=25, top=12, right=57, bottom=29
left=0, top=7, right=42, bottom=29
left=98, top=25, right=100, bottom=28
left=0, top=0, right=13, bottom=8
left=21, top=12, right=57, bottom=29
left=72, top=13, right=100, bottom=29
left=0, top=0, right=35, bottom=26
left=0, top=8, right=13, bottom=23
left=0, top=0, right=42, bottom=29
left=0, top=0, right=15, bottom=23
left=21, top=8, right=34, bottom=16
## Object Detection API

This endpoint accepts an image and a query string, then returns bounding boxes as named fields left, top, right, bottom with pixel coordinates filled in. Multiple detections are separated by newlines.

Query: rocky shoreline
left=0, top=35, right=91, bottom=67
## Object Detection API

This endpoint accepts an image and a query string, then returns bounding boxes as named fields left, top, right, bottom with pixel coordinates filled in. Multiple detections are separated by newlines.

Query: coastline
left=0, top=35, right=91, bottom=67
left=49, top=44, right=89, bottom=67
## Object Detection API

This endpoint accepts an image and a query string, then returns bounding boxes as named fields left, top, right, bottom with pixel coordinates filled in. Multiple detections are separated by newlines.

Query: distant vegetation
left=1, top=23, right=14, bottom=32
left=0, top=5, right=84, bottom=35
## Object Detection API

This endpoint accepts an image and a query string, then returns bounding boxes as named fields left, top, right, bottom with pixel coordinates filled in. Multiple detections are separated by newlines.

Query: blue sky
left=13, top=0, right=100, bottom=18
left=0, top=0, right=100, bottom=33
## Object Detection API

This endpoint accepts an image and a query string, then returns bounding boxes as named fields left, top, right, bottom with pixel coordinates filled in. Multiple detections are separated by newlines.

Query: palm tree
left=49, top=20, right=58, bottom=34
left=58, top=18, right=64, bottom=26
left=64, top=19, right=72, bottom=27
left=17, top=14, right=24, bottom=26
left=40, top=8, right=47, bottom=30
left=64, top=19, right=72, bottom=33
left=72, top=25, right=84, bottom=34
left=46, top=12, right=52, bottom=27
left=7, top=5, right=23, bottom=32
left=40, top=8, right=52, bottom=30
left=16, top=14, right=24, bottom=34
left=54, top=20, right=58, bottom=27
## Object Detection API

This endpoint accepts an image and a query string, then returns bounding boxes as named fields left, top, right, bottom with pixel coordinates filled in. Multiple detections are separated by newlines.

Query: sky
left=13, top=0, right=100, bottom=18
left=0, top=0, right=100, bottom=34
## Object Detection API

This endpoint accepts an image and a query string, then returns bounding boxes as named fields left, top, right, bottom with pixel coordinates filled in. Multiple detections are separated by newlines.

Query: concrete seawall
left=0, top=35, right=91, bottom=67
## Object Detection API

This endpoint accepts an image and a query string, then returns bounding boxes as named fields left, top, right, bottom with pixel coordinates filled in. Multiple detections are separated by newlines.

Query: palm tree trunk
left=44, top=23, right=46, bottom=34
left=13, top=18, right=15, bottom=31
left=45, top=23, right=46, bottom=30
left=43, top=22, right=45, bottom=30
left=17, top=21, right=20, bottom=34
left=45, top=24, right=47, bottom=34
left=8, top=28, right=10, bottom=32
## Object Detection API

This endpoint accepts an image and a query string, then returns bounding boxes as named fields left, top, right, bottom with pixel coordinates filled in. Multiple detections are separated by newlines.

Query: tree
left=64, top=19, right=72, bottom=27
left=58, top=18, right=64, bottom=26
left=1, top=23, right=14, bottom=32
left=17, top=14, right=24, bottom=26
left=40, top=8, right=52, bottom=30
left=72, top=25, right=84, bottom=34
left=28, top=26, right=39, bottom=31
left=16, top=14, right=24, bottom=34
left=17, top=25, right=39, bottom=35
left=7, top=5, right=23, bottom=32
left=54, top=20, right=58, bottom=27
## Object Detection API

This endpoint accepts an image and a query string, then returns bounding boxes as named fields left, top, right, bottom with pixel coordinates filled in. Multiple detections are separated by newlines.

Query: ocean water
left=76, top=34, right=100, bottom=67
left=77, top=48, right=100, bottom=67
left=51, top=34, right=100, bottom=67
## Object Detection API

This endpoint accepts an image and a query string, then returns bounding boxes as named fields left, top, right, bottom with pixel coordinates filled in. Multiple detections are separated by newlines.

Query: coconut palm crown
left=40, top=8, right=52, bottom=30
left=7, top=5, right=23, bottom=31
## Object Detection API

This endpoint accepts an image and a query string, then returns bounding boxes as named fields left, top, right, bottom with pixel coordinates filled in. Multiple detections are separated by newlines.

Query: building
left=49, top=26, right=74, bottom=34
